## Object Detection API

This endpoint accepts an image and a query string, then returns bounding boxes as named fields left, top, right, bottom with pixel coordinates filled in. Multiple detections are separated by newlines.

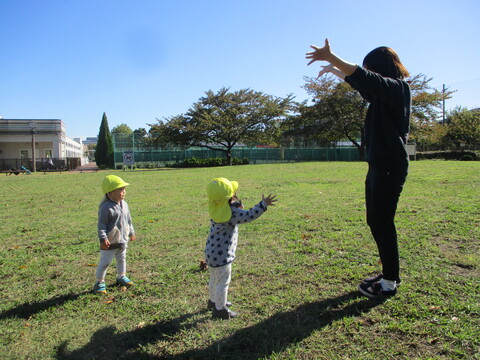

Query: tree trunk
left=226, top=150, right=232, bottom=166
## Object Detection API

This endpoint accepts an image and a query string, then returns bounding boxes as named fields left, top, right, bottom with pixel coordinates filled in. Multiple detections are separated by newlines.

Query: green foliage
left=0, top=162, right=478, bottom=359
left=133, top=127, right=147, bottom=138
left=299, top=73, right=456, bottom=154
left=292, top=77, right=367, bottom=158
left=444, top=107, right=480, bottom=149
left=409, top=74, right=454, bottom=123
left=111, top=123, right=133, bottom=135
left=166, top=157, right=249, bottom=168
left=150, top=88, right=293, bottom=164
left=94, top=112, right=114, bottom=168
left=417, top=150, right=478, bottom=160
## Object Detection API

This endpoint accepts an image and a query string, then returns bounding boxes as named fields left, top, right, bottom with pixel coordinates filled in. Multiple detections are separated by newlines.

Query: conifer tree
left=95, top=112, right=114, bottom=168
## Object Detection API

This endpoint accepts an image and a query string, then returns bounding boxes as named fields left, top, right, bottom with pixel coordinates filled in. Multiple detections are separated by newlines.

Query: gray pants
left=208, top=263, right=232, bottom=310
left=95, top=248, right=127, bottom=282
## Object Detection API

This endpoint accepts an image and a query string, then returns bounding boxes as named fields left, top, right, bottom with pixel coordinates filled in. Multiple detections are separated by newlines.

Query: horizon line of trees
left=94, top=75, right=480, bottom=167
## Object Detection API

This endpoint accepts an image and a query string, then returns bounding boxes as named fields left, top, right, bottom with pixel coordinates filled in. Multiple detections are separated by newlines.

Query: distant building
left=0, top=119, right=87, bottom=170
left=82, top=136, right=98, bottom=145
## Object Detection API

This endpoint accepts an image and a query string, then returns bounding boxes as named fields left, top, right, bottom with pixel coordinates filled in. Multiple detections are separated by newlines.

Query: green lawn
left=0, top=161, right=479, bottom=359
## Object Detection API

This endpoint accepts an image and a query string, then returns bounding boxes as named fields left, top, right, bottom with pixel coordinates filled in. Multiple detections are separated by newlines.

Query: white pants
left=208, top=263, right=232, bottom=310
left=95, top=248, right=127, bottom=282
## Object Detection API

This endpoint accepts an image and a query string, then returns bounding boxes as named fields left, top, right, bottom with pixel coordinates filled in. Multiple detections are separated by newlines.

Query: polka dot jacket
left=205, top=200, right=268, bottom=268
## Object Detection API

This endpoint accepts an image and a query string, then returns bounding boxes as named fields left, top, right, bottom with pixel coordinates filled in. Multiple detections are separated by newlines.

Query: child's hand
left=100, top=239, right=110, bottom=250
left=130, top=234, right=136, bottom=242
left=262, top=194, right=278, bottom=206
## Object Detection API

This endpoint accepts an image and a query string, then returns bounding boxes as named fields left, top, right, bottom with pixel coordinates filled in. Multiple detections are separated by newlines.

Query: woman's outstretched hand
left=306, top=38, right=332, bottom=65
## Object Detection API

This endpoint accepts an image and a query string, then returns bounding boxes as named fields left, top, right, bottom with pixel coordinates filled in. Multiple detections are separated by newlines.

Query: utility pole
left=442, top=84, right=446, bottom=123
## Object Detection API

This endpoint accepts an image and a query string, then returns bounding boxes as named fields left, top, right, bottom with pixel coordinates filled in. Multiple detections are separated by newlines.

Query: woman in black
left=306, top=39, right=411, bottom=298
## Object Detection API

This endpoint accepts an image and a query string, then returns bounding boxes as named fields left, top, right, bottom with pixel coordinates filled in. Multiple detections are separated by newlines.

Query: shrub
left=166, top=157, right=249, bottom=168
left=416, top=150, right=477, bottom=161
left=461, top=154, right=474, bottom=161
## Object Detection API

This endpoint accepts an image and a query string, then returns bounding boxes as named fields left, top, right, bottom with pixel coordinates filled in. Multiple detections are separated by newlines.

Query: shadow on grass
left=55, top=311, right=204, bottom=360
left=55, top=291, right=385, bottom=360
left=0, top=291, right=91, bottom=320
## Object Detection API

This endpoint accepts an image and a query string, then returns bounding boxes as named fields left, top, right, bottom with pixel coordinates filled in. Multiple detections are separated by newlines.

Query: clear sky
left=1, top=0, right=479, bottom=139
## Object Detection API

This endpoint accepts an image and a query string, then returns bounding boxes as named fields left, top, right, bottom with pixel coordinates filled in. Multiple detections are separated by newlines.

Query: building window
left=20, top=149, right=29, bottom=159
left=45, top=150, right=53, bottom=158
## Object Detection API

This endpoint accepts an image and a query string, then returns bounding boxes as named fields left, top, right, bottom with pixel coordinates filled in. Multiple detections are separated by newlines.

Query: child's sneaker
left=207, top=299, right=232, bottom=310
left=93, top=281, right=107, bottom=294
left=116, top=275, right=133, bottom=287
left=212, top=307, right=238, bottom=319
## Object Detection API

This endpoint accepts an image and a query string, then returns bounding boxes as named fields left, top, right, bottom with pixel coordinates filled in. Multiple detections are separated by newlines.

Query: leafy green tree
left=286, top=76, right=367, bottom=159
left=133, top=128, right=147, bottom=138
left=150, top=88, right=293, bottom=164
left=294, top=73, right=453, bottom=158
left=408, top=74, right=454, bottom=149
left=95, top=112, right=114, bottom=168
left=444, top=107, right=480, bottom=149
left=111, top=123, right=133, bottom=135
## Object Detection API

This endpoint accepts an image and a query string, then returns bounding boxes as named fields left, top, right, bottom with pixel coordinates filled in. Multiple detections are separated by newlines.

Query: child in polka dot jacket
left=205, top=177, right=277, bottom=319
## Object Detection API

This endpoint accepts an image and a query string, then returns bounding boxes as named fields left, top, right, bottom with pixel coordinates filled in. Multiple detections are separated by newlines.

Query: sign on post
left=406, top=144, right=416, bottom=160
left=123, top=151, right=134, bottom=169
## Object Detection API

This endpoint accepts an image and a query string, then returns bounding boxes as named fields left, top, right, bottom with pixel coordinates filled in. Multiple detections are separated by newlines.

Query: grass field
left=0, top=161, right=479, bottom=359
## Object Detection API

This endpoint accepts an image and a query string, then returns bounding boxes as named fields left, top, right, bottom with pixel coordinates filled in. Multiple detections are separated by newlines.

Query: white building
left=0, top=119, right=87, bottom=170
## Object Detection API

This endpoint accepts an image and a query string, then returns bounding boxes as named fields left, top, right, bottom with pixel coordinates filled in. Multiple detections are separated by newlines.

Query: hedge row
left=166, top=157, right=250, bottom=168
left=416, top=150, right=478, bottom=161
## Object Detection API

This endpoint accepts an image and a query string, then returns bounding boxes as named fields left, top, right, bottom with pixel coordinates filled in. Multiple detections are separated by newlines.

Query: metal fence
left=0, top=158, right=81, bottom=171
left=111, top=133, right=361, bottom=168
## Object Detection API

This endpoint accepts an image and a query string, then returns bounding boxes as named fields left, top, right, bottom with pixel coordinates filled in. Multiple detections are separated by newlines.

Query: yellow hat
left=207, top=177, right=239, bottom=223
left=102, top=175, right=130, bottom=194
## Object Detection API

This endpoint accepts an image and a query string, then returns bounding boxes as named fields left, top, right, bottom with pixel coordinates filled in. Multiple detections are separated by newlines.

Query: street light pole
left=29, top=122, right=37, bottom=172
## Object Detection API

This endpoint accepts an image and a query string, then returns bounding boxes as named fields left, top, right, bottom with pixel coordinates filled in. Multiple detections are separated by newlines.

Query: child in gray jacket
left=94, top=175, right=136, bottom=294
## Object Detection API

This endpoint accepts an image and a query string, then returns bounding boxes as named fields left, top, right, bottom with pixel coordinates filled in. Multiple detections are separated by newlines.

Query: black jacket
left=345, top=66, right=411, bottom=171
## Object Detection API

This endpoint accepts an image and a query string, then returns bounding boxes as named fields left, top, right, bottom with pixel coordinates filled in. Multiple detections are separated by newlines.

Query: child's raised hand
left=262, top=194, right=278, bottom=206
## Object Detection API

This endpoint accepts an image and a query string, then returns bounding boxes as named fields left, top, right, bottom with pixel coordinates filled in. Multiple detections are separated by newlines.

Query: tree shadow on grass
left=0, top=291, right=91, bottom=320
left=55, top=291, right=385, bottom=360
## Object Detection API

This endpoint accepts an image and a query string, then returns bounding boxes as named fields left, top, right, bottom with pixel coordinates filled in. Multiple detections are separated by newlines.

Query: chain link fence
left=112, top=134, right=360, bottom=168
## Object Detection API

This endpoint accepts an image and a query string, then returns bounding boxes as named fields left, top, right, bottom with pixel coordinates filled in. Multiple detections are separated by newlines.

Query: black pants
left=365, top=165, right=407, bottom=282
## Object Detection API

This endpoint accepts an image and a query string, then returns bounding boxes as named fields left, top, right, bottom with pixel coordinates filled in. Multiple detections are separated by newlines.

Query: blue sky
left=1, top=0, right=479, bottom=138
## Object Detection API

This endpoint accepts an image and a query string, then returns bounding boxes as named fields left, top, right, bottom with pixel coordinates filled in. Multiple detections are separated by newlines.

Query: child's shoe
left=212, top=307, right=238, bottom=319
left=116, top=275, right=133, bottom=287
left=207, top=300, right=232, bottom=310
left=93, top=281, right=107, bottom=294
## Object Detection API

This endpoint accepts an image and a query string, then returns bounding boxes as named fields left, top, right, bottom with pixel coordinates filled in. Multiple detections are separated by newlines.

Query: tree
left=408, top=74, right=454, bottom=149
left=111, top=124, right=133, bottom=135
left=444, top=107, right=480, bottom=149
left=287, top=76, right=367, bottom=159
left=295, top=73, right=454, bottom=157
left=95, top=112, right=114, bottom=168
left=133, top=128, right=147, bottom=138
left=150, top=88, right=293, bottom=164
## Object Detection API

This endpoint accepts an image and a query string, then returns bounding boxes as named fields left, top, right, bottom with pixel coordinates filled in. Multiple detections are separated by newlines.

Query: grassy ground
left=0, top=161, right=478, bottom=360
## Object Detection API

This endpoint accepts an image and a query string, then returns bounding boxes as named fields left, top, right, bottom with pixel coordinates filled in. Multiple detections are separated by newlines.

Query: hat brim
left=231, top=181, right=239, bottom=194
